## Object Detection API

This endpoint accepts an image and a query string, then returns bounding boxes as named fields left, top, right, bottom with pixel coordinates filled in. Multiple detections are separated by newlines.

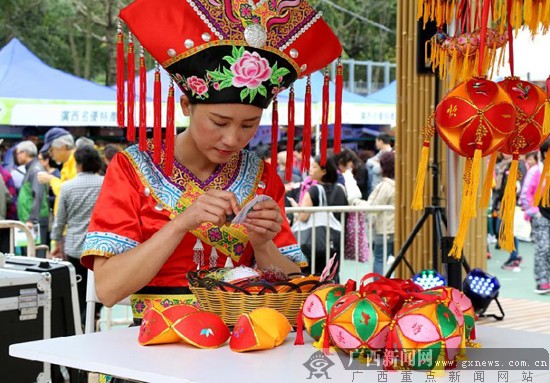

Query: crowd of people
left=0, top=126, right=122, bottom=322
left=488, top=140, right=550, bottom=294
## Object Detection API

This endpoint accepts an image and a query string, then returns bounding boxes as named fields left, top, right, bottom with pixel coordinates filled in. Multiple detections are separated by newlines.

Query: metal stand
left=385, top=79, right=448, bottom=279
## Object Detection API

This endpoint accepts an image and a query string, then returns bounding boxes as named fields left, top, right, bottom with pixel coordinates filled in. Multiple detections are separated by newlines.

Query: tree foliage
left=0, top=0, right=396, bottom=85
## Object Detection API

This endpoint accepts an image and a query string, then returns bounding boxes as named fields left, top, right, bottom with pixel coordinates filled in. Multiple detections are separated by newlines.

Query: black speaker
left=417, top=19, right=442, bottom=75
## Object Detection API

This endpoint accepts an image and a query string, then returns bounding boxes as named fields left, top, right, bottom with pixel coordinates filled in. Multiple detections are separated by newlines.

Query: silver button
left=167, top=48, right=177, bottom=57
left=144, top=187, right=151, bottom=196
left=154, top=203, right=163, bottom=211
left=201, top=32, right=211, bottom=42
left=289, top=49, right=299, bottom=58
left=300, top=64, right=307, bottom=73
left=258, top=181, right=266, bottom=189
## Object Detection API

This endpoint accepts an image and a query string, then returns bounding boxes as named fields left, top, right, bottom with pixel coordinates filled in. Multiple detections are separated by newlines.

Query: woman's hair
left=379, top=151, right=395, bottom=179
left=334, top=147, right=364, bottom=176
left=51, top=134, right=75, bottom=150
left=314, top=155, right=339, bottom=184
left=74, top=146, right=103, bottom=173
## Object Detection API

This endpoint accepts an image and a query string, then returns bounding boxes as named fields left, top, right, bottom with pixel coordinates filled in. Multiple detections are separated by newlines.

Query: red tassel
left=345, top=278, right=357, bottom=293
left=294, top=306, right=305, bottom=345
left=138, top=47, right=147, bottom=151
left=153, top=65, right=162, bottom=164
left=334, top=59, right=343, bottom=154
left=116, top=21, right=125, bottom=128
left=126, top=34, right=135, bottom=142
left=301, top=76, right=312, bottom=173
left=320, top=68, right=329, bottom=166
left=285, top=85, right=295, bottom=182
left=322, top=322, right=331, bottom=355
left=164, top=79, right=176, bottom=176
left=270, top=96, right=279, bottom=185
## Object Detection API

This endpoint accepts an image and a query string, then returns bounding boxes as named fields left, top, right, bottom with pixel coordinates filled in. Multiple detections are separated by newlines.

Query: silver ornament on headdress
left=244, top=23, right=267, bottom=48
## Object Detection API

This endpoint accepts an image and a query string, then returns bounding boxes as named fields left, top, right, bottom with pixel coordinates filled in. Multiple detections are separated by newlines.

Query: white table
left=9, top=326, right=550, bottom=383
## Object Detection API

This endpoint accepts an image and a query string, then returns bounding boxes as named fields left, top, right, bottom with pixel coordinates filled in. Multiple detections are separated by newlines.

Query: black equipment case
left=1, top=255, right=82, bottom=383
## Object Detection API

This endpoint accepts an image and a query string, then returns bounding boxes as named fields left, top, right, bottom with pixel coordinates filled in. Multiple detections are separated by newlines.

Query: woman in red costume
left=81, top=0, right=342, bottom=320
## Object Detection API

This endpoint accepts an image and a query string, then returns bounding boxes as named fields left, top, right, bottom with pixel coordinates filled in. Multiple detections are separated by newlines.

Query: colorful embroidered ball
left=327, top=292, right=393, bottom=353
left=386, top=299, right=463, bottom=370
left=138, top=303, right=199, bottom=345
left=230, top=307, right=292, bottom=352
left=172, top=311, right=231, bottom=349
left=300, top=284, right=346, bottom=341
left=497, top=77, right=550, bottom=156
left=435, top=77, right=516, bottom=158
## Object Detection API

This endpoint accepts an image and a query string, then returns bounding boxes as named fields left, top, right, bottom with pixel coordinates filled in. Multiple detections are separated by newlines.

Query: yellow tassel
left=467, top=148, right=483, bottom=218
left=498, top=158, right=519, bottom=252
left=412, top=142, right=431, bottom=210
left=480, top=152, right=498, bottom=210
left=534, top=149, right=550, bottom=205
left=543, top=100, right=550, bottom=135
left=416, top=0, right=423, bottom=20
left=449, top=159, right=474, bottom=259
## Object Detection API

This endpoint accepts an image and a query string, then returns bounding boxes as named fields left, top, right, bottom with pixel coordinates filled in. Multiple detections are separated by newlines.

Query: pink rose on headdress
left=186, top=76, right=208, bottom=96
left=231, top=51, right=272, bottom=89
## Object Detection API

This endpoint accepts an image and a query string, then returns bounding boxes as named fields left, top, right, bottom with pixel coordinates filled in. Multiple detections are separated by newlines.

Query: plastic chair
left=85, top=270, right=133, bottom=334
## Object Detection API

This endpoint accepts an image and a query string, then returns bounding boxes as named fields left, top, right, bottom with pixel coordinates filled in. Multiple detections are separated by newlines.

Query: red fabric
left=82, top=147, right=301, bottom=288
left=119, top=0, right=341, bottom=77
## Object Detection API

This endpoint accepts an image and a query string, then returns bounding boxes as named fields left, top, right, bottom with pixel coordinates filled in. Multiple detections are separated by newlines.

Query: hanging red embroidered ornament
left=414, top=0, right=517, bottom=259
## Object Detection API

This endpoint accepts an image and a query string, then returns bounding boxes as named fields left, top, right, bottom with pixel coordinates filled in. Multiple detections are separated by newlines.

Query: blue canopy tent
left=0, top=38, right=123, bottom=127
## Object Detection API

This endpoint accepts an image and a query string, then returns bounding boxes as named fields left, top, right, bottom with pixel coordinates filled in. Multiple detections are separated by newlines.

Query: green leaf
left=249, top=87, right=258, bottom=101
left=237, top=46, right=245, bottom=57
left=223, top=55, right=236, bottom=65
left=231, top=45, right=240, bottom=59
left=219, top=79, right=233, bottom=89
left=258, top=85, right=267, bottom=97
left=272, top=67, right=291, bottom=82
left=223, top=67, right=233, bottom=76
left=240, top=88, right=250, bottom=102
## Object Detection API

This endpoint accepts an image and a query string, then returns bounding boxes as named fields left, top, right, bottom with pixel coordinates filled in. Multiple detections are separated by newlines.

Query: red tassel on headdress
left=334, top=59, right=343, bottom=154
left=126, top=33, right=135, bottom=142
left=116, top=20, right=125, bottom=128
left=285, top=85, right=295, bottom=182
left=164, top=79, right=176, bottom=176
left=153, top=63, right=162, bottom=164
left=138, top=46, right=147, bottom=151
left=301, top=76, right=312, bottom=173
left=270, top=96, right=279, bottom=185
left=320, top=68, right=330, bottom=166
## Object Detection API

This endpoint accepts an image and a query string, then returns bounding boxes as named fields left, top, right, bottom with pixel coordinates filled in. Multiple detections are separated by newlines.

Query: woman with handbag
left=293, top=155, right=347, bottom=275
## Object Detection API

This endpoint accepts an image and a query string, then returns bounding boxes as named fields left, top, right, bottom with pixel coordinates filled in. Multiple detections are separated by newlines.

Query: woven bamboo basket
left=188, top=268, right=328, bottom=327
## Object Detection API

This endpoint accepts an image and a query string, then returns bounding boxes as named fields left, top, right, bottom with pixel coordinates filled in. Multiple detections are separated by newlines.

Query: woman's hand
left=174, top=190, right=240, bottom=232
left=242, top=199, right=283, bottom=247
